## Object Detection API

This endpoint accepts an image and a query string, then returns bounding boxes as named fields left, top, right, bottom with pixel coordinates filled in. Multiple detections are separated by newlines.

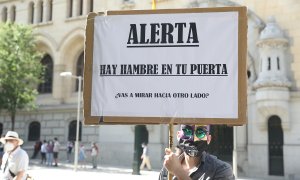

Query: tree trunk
left=11, top=112, right=15, bottom=131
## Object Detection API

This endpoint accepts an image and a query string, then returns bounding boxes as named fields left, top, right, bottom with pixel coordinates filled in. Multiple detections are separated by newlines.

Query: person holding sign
left=159, top=125, right=234, bottom=180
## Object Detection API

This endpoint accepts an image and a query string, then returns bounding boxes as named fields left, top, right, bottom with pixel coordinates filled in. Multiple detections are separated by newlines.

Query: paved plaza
left=28, top=160, right=159, bottom=180
left=28, top=167, right=159, bottom=180
left=27, top=160, right=260, bottom=180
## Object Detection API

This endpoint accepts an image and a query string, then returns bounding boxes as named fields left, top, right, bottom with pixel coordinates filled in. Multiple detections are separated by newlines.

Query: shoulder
left=14, top=147, right=27, bottom=155
left=205, top=154, right=235, bottom=179
left=18, top=148, right=29, bottom=158
left=12, top=148, right=29, bottom=162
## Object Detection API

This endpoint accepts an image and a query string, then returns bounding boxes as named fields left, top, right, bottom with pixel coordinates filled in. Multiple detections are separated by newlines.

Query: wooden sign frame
left=83, top=7, right=247, bottom=125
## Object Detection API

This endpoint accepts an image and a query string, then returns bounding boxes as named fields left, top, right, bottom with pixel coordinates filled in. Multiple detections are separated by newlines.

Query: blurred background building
left=0, top=0, right=299, bottom=179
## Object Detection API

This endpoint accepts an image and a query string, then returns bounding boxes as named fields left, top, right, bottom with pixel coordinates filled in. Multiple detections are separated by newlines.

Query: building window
left=28, top=2, right=34, bottom=24
left=48, top=0, right=53, bottom=21
left=38, top=0, right=43, bottom=23
left=68, top=120, right=82, bottom=141
left=268, top=115, right=284, bottom=176
left=268, top=57, right=271, bottom=70
left=0, top=123, right=3, bottom=136
left=76, top=52, right=84, bottom=91
left=247, top=70, right=251, bottom=79
left=122, top=0, right=135, bottom=9
left=277, top=57, right=280, bottom=70
left=38, top=54, right=53, bottom=94
left=79, top=0, right=83, bottom=16
left=10, top=5, right=16, bottom=22
left=67, top=0, right=73, bottom=18
left=2, top=7, right=7, bottom=22
left=28, top=121, right=41, bottom=141
left=87, top=0, right=93, bottom=13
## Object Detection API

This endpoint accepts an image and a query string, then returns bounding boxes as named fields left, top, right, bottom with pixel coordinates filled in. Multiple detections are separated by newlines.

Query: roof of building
left=260, top=16, right=286, bottom=40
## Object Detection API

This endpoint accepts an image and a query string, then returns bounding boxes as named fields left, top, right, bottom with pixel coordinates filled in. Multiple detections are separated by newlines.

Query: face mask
left=179, top=139, right=208, bottom=157
left=5, top=142, right=15, bottom=152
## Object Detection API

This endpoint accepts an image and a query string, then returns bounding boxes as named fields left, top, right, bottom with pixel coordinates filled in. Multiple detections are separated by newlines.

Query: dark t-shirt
left=159, top=152, right=235, bottom=180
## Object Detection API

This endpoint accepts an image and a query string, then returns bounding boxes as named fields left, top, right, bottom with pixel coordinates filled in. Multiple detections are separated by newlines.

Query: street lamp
left=60, top=71, right=82, bottom=171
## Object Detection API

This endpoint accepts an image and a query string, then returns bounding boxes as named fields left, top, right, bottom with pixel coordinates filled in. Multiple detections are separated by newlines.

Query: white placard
left=90, top=12, right=238, bottom=119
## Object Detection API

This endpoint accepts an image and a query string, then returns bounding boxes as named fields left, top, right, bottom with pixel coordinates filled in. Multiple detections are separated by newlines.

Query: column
left=72, top=0, right=78, bottom=17
left=43, top=1, right=48, bottom=22
left=82, top=0, right=87, bottom=16
left=53, top=64, right=66, bottom=100
left=34, top=3, right=39, bottom=24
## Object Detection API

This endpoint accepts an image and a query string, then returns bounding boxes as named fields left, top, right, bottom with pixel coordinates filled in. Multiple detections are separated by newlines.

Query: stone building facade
left=0, top=0, right=300, bottom=179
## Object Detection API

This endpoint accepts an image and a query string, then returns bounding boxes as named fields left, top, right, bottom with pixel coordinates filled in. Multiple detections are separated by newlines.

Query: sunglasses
left=182, top=126, right=208, bottom=140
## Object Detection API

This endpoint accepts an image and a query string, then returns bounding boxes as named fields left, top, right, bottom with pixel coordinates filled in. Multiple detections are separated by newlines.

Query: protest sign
left=84, top=7, right=247, bottom=125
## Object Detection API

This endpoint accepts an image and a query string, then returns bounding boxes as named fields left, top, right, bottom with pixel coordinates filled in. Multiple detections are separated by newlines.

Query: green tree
left=0, top=23, right=44, bottom=130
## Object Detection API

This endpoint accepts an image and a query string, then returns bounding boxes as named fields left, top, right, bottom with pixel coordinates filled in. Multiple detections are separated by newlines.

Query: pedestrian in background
left=91, top=142, right=99, bottom=169
left=140, top=142, right=152, bottom=171
left=78, top=144, right=86, bottom=168
left=53, top=137, right=60, bottom=167
left=46, top=140, right=54, bottom=166
left=66, top=141, right=73, bottom=163
left=0, top=131, right=29, bottom=180
left=40, top=140, right=47, bottom=164
left=0, top=134, right=4, bottom=166
left=31, top=140, right=42, bottom=159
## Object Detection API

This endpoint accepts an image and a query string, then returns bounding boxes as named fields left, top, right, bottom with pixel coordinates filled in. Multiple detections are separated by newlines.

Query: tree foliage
left=0, top=23, right=44, bottom=130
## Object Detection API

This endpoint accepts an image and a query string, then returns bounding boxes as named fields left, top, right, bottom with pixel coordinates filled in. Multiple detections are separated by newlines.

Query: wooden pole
left=152, top=0, right=156, bottom=10
left=168, top=123, right=174, bottom=180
